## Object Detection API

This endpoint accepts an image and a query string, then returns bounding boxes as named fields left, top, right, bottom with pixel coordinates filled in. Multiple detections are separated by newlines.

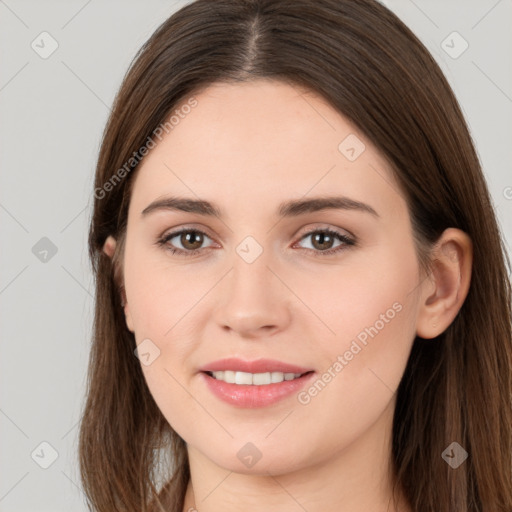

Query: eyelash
left=156, top=227, right=356, bottom=258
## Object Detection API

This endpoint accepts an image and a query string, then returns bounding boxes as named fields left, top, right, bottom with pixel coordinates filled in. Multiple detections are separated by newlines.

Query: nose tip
left=213, top=257, right=292, bottom=338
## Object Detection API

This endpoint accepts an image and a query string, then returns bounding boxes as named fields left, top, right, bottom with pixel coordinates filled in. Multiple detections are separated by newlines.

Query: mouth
left=198, top=358, right=316, bottom=407
left=198, top=358, right=315, bottom=407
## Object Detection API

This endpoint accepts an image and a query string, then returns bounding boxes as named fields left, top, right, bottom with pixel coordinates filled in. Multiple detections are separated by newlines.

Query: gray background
left=0, top=0, right=511, bottom=510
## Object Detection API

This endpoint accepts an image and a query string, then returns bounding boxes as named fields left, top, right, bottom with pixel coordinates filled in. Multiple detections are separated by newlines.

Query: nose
left=213, top=247, right=292, bottom=339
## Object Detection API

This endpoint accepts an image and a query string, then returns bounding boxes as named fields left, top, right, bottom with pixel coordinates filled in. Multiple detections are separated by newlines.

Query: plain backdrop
left=0, top=0, right=511, bottom=510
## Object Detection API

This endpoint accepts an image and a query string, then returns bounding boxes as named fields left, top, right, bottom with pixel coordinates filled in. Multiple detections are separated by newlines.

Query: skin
left=102, top=79, right=472, bottom=512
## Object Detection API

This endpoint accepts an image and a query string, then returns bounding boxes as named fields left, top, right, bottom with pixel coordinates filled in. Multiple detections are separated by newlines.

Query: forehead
left=129, top=79, right=404, bottom=220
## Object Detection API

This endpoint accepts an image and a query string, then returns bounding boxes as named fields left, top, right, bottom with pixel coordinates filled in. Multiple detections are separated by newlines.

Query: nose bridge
left=213, top=234, right=291, bottom=335
left=229, top=235, right=276, bottom=304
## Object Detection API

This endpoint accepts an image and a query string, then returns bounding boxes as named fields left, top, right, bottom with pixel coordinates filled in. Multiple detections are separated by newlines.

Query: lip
left=200, top=372, right=315, bottom=408
left=198, top=358, right=315, bottom=408
left=198, top=357, right=313, bottom=374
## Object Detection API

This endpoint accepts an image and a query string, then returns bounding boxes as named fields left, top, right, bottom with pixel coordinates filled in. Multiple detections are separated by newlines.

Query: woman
left=79, top=1, right=512, bottom=511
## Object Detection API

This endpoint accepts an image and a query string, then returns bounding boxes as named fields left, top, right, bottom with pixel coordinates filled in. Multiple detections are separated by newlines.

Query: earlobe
left=119, top=286, right=134, bottom=332
left=416, top=228, right=473, bottom=339
left=123, top=301, right=135, bottom=333
left=102, top=235, right=117, bottom=258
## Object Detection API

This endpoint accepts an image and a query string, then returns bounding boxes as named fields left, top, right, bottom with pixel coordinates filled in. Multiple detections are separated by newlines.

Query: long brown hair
left=79, top=1, right=512, bottom=510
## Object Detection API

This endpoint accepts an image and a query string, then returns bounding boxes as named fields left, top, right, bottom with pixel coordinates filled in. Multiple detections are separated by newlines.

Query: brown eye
left=157, top=228, right=215, bottom=256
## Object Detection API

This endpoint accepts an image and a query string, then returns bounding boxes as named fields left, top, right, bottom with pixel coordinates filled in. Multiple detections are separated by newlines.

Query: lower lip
left=200, top=371, right=315, bottom=408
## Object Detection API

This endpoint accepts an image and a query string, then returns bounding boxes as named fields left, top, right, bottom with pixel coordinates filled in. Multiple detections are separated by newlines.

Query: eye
left=293, top=228, right=355, bottom=256
left=156, top=226, right=356, bottom=257
left=156, top=228, right=216, bottom=257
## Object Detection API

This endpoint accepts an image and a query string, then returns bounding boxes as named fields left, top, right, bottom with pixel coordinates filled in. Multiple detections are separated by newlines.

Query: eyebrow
left=141, top=195, right=379, bottom=218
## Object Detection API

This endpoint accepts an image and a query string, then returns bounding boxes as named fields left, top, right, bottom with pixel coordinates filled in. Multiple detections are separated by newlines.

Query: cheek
left=123, top=246, right=204, bottom=401
left=123, top=243, right=209, bottom=338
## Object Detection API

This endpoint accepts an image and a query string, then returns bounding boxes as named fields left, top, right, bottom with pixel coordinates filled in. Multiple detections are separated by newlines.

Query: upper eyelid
left=295, top=224, right=355, bottom=240
left=161, top=223, right=353, bottom=238
left=161, top=225, right=217, bottom=243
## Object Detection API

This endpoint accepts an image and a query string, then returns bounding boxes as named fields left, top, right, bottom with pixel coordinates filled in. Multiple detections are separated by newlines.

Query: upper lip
left=199, top=358, right=313, bottom=374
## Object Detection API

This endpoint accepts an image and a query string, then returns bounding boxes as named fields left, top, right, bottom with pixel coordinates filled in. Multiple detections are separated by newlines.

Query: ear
left=102, top=235, right=117, bottom=258
left=102, top=235, right=134, bottom=333
left=416, top=228, right=473, bottom=339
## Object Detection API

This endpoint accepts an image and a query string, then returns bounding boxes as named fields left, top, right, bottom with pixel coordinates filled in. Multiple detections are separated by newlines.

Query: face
left=118, top=80, right=424, bottom=475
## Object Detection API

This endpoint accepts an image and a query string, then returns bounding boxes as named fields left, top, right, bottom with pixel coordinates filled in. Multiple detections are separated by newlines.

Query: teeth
left=210, top=370, right=303, bottom=385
